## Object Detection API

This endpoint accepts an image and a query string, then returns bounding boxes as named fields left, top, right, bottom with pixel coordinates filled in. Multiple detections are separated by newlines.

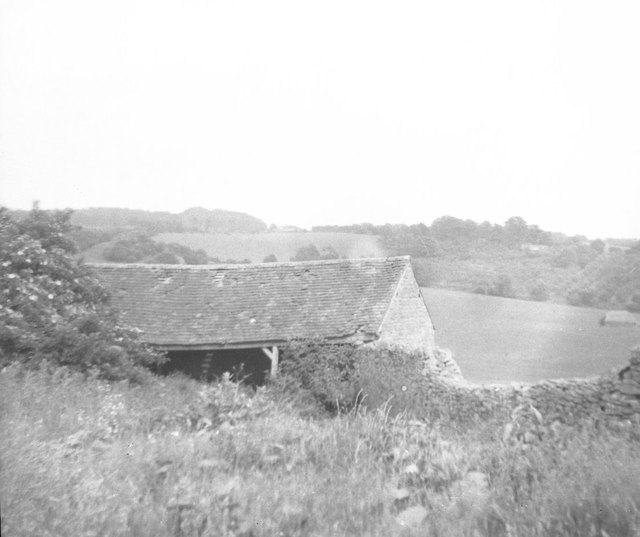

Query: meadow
left=2, top=363, right=639, bottom=537
left=153, top=232, right=384, bottom=263
left=422, top=288, right=640, bottom=384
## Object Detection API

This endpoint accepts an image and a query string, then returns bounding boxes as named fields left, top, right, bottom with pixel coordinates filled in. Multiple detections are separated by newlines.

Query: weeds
left=1, top=363, right=639, bottom=536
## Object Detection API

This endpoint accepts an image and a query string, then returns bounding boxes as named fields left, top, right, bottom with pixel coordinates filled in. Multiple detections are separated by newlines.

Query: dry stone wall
left=434, top=347, right=640, bottom=425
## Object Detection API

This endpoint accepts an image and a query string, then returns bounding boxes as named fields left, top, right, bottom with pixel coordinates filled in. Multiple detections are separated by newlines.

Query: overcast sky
left=1, top=0, right=639, bottom=238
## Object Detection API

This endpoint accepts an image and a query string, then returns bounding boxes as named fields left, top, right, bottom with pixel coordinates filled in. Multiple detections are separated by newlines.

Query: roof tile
left=90, top=257, right=410, bottom=347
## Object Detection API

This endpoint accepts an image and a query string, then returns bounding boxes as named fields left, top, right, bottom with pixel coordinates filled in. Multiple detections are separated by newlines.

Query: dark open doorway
left=161, top=348, right=271, bottom=385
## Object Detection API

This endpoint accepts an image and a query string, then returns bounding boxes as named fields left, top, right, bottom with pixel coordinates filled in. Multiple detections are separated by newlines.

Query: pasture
left=422, top=288, right=640, bottom=384
left=153, top=231, right=385, bottom=263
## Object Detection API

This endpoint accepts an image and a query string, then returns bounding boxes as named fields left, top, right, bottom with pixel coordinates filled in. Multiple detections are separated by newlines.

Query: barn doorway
left=161, top=348, right=272, bottom=385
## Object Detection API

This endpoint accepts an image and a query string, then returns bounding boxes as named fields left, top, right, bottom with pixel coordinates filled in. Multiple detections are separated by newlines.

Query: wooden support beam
left=202, top=352, right=214, bottom=380
left=262, top=346, right=279, bottom=377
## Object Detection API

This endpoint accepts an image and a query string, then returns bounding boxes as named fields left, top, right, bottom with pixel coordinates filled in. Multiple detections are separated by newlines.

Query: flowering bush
left=0, top=206, right=163, bottom=380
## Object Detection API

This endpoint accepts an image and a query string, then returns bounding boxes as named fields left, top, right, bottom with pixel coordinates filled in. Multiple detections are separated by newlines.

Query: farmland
left=4, top=208, right=640, bottom=536
left=423, top=288, right=640, bottom=384
left=153, top=231, right=385, bottom=263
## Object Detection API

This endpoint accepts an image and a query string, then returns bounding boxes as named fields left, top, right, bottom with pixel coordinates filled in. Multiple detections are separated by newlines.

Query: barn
left=91, top=256, right=435, bottom=383
left=600, top=310, right=640, bottom=327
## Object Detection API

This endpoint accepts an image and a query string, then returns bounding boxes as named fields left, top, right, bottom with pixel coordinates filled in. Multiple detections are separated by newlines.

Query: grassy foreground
left=1, top=365, right=640, bottom=537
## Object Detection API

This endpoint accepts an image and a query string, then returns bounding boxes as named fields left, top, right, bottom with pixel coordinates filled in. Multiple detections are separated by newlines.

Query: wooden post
left=202, top=352, right=213, bottom=381
left=262, top=346, right=279, bottom=378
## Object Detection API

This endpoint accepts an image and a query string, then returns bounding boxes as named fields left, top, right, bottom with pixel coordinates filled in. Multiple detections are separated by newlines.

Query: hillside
left=69, top=207, right=267, bottom=234
left=65, top=209, right=640, bottom=311
left=318, top=217, right=640, bottom=311
left=152, top=231, right=385, bottom=263
left=423, top=288, right=640, bottom=383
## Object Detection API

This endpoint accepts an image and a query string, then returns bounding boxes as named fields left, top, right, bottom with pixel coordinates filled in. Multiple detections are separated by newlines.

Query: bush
left=275, top=342, right=492, bottom=424
left=0, top=206, right=163, bottom=380
left=355, top=346, right=427, bottom=413
left=488, top=274, right=515, bottom=298
left=567, top=288, right=595, bottom=307
left=529, top=282, right=549, bottom=301
left=150, top=251, right=180, bottom=264
left=290, top=244, right=340, bottom=262
left=277, top=341, right=361, bottom=412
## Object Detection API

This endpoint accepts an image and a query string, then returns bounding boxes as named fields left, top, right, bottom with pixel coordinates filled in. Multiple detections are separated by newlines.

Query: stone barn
left=91, top=256, right=435, bottom=383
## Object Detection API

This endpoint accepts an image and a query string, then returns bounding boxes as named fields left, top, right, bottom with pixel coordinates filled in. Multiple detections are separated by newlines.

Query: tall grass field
left=422, top=288, right=640, bottom=383
left=2, top=364, right=639, bottom=537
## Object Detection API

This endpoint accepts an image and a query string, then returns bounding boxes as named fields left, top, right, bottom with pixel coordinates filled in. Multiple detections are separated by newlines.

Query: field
left=153, top=232, right=385, bottom=263
left=422, top=288, right=640, bottom=384
left=79, top=232, right=385, bottom=263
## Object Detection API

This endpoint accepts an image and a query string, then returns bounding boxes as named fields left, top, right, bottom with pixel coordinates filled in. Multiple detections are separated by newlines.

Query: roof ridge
left=87, top=255, right=411, bottom=270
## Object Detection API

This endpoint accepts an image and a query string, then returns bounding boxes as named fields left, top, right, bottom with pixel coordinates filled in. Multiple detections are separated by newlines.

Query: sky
left=0, top=0, right=639, bottom=239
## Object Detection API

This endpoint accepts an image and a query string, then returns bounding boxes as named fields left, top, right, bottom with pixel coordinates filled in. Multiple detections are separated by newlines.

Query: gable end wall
left=375, top=267, right=435, bottom=356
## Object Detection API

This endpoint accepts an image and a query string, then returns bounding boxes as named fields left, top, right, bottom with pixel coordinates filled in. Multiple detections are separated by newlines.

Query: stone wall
left=377, top=267, right=436, bottom=357
left=519, top=347, right=640, bottom=422
left=436, top=347, right=640, bottom=424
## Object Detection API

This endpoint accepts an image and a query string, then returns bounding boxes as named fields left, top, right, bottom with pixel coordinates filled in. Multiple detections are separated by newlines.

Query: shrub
left=277, top=341, right=360, bottom=412
left=0, top=206, right=163, bottom=380
left=355, top=346, right=426, bottom=414
left=567, top=288, right=595, bottom=307
left=150, top=251, right=180, bottom=264
left=529, top=281, right=549, bottom=301
left=275, top=342, right=498, bottom=425
left=488, top=274, right=515, bottom=298
left=290, top=244, right=340, bottom=262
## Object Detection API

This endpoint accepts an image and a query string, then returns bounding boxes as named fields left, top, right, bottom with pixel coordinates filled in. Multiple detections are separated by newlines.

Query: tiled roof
left=90, top=257, right=411, bottom=348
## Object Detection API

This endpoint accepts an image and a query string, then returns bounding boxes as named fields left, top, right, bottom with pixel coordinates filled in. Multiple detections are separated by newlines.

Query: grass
left=2, top=363, right=640, bottom=536
left=152, top=232, right=385, bottom=263
left=422, top=288, right=640, bottom=383
left=79, top=232, right=385, bottom=264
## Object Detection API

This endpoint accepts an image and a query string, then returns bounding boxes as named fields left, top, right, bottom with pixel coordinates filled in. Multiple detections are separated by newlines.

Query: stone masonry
left=375, top=266, right=436, bottom=357
left=440, top=346, right=640, bottom=424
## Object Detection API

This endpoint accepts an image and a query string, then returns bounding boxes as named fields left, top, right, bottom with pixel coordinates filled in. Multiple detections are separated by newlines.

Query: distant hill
left=315, top=217, right=640, bottom=312
left=16, top=204, right=635, bottom=311
left=79, top=231, right=384, bottom=264
left=69, top=207, right=267, bottom=234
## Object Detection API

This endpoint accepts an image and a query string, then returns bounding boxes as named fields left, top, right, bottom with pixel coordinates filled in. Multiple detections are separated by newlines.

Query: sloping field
left=78, top=242, right=110, bottom=263
left=422, top=288, right=640, bottom=384
left=153, top=232, right=385, bottom=262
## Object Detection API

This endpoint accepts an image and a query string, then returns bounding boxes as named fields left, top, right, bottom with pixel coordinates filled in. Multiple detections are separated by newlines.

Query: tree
left=566, top=288, right=595, bottom=307
left=150, top=251, right=180, bottom=264
left=503, top=216, right=529, bottom=247
left=0, top=206, right=162, bottom=379
left=529, top=282, right=549, bottom=302
left=263, top=254, right=278, bottom=263
left=291, top=244, right=321, bottom=262
left=488, top=274, right=514, bottom=298
left=319, top=246, right=340, bottom=260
